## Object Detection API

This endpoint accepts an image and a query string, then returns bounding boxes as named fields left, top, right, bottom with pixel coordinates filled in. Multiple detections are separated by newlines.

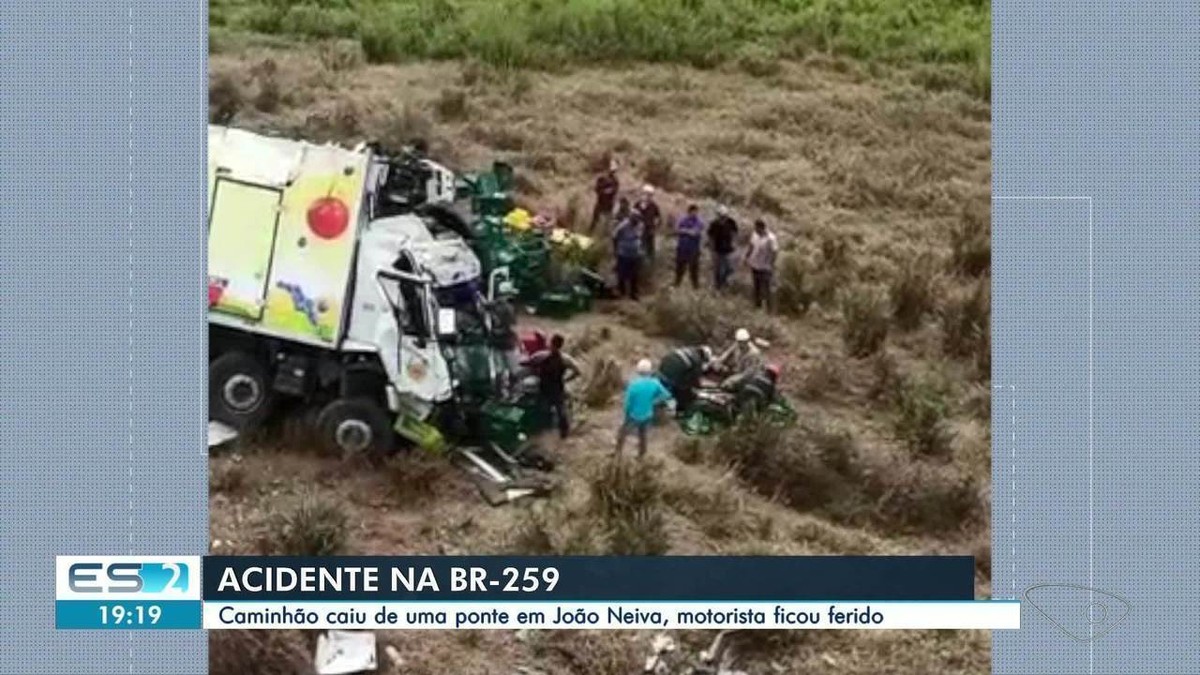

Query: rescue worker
left=633, top=184, right=662, bottom=262
left=735, top=363, right=780, bottom=416
left=590, top=160, right=620, bottom=233
left=656, top=345, right=714, bottom=413
left=711, top=328, right=764, bottom=391
left=615, top=359, right=675, bottom=460
left=528, top=334, right=582, bottom=439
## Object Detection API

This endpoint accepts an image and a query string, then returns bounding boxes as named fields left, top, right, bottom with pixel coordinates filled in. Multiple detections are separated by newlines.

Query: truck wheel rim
left=334, top=420, right=373, bottom=454
left=223, top=375, right=261, bottom=412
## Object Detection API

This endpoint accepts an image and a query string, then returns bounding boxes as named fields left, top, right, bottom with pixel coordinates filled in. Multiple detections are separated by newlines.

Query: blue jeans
left=714, top=253, right=734, bottom=289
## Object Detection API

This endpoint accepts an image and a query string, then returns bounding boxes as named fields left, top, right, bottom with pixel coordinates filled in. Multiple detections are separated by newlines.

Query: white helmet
left=636, top=358, right=653, bottom=374
left=735, top=328, right=750, bottom=342
left=642, top=184, right=655, bottom=194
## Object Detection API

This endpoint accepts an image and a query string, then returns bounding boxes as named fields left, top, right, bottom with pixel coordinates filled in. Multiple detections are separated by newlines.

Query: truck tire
left=316, top=397, right=395, bottom=459
left=210, top=351, right=275, bottom=431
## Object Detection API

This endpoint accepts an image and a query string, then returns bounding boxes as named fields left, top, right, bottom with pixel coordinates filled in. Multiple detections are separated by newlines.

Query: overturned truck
left=206, top=125, right=569, bottom=500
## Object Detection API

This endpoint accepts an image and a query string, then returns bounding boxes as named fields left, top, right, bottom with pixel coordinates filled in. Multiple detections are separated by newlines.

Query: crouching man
left=656, top=345, right=714, bottom=414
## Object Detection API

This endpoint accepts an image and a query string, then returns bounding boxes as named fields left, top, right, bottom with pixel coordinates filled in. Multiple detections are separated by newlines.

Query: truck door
left=207, top=177, right=283, bottom=320
left=377, top=262, right=452, bottom=404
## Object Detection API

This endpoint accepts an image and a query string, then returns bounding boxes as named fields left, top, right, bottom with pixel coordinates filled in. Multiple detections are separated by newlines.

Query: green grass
left=210, top=0, right=990, bottom=97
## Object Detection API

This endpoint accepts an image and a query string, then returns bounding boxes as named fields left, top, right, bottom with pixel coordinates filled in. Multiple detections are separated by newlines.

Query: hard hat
left=642, top=184, right=655, bottom=194
left=735, top=328, right=750, bottom=342
left=636, top=358, right=653, bottom=374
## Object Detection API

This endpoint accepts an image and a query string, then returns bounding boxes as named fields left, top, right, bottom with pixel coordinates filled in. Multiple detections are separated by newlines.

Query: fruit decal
left=306, top=195, right=349, bottom=240
left=276, top=281, right=323, bottom=328
left=207, top=277, right=228, bottom=307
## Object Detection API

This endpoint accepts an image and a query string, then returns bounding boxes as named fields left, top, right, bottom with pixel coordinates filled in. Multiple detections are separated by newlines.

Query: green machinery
left=458, top=162, right=599, bottom=318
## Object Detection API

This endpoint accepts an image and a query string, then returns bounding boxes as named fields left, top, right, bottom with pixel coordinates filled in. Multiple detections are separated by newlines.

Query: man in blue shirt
left=615, top=359, right=675, bottom=459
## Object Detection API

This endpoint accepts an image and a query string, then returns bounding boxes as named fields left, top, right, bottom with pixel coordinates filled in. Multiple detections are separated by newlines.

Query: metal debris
left=314, top=631, right=377, bottom=675
left=383, top=645, right=405, bottom=670
left=207, top=420, right=239, bottom=448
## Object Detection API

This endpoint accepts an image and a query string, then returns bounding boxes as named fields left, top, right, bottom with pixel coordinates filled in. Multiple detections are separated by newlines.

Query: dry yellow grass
left=209, top=42, right=991, bottom=674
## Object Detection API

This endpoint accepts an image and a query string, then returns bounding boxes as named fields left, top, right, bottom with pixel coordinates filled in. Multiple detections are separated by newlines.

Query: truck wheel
left=210, top=351, right=275, bottom=431
left=316, top=398, right=395, bottom=459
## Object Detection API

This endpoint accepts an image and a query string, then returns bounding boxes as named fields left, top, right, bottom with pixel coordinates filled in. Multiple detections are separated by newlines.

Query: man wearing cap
left=674, top=204, right=704, bottom=288
left=707, top=205, right=739, bottom=290
left=616, top=359, right=675, bottom=460
left=712, top=328, right=764, bottom=390
left=633, top=184, right=662, bottom=262
left=656, top=345, right=713, bottom=412
left=589, top=160, right=620, bottom=233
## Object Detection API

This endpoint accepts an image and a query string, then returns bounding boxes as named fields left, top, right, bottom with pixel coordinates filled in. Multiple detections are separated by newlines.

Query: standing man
left=708, top=205, right=739, bottom=290
left=744, top=219, right=779, bottom=310
left=633, top=184, right=662, bottom=262
left=612, top=210, right=644, bottom=301
left=589, top=160, right=620, bottom=233
left=486, top=280, right=521, bottom=386
left=529, top=334, right=582, bottom=439
left=674, top=203, right=704, bottom=288
left=615, top=359, right=675, bottom=460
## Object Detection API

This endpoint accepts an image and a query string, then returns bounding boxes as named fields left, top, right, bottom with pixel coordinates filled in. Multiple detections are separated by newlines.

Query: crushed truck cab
left=207, top=125, right=501, bottom=458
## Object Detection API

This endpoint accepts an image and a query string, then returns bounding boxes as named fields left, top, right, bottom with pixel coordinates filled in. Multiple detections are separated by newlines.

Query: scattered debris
left=207, top=420, right=239, bottom=448
left=314, top=630, right=377, bottom=675
left=383, top=644, right=405, bottom=670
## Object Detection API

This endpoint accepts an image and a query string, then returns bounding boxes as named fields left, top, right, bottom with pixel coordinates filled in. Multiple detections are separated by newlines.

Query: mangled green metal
left=458, top=162, right=604, bottom=316
left=679, top=396, right=799, bottom=436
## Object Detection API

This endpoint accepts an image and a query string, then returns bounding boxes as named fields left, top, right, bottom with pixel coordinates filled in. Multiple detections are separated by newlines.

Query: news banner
left=56, top=556, right=1018, bottom=631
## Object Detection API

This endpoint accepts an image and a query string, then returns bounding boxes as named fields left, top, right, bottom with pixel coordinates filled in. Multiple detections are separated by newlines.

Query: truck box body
left=207, top=125, right=370, bottom=348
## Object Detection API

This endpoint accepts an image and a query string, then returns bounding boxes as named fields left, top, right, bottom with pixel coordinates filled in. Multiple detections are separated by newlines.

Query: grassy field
left=211, top=0, right=990, bottom=97
left=208, top=2, right=992, bottom=672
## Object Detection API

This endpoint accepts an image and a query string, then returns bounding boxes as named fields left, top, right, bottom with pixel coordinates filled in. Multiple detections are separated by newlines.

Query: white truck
left=207, top=125, right=507, bottom=457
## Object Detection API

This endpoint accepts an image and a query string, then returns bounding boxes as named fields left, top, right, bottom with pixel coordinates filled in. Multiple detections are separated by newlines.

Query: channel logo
left=56, top=556, right=202, bottom=601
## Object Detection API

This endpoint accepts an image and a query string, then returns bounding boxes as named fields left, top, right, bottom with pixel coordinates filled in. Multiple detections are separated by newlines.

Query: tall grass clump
left=262, top=492, right=349, bottom=556
left=940, top=278, right=990, bottom=377
left=839, top=284, right=890, bottom=357
left=588, top=459, right=669, bottom=555
left=891, top=375, right=955, bottom=458
left=890, top=254, right=939, bottom=331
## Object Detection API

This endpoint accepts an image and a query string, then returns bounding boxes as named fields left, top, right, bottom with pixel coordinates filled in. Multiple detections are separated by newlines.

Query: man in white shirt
left=744, top=219, right=779, bottom=310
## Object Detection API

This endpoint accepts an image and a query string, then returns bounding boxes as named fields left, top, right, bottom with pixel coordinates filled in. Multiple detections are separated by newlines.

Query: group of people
left=589, top=161, right=781, bottom=310
left=508, top=321, right=778, bottom=461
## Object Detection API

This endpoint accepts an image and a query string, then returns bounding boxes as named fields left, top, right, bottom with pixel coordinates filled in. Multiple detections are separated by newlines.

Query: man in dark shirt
left=707, top=205, right=739, bottom=290
left=633, top=184, right=662, bottom=261
left=589, top=161, right=620, bottom=233
left=527, top=334, right=582, bottom=439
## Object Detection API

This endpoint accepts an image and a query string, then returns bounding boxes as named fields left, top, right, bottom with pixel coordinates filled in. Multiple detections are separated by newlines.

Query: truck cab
left=207, top=126, right=505, bottom=457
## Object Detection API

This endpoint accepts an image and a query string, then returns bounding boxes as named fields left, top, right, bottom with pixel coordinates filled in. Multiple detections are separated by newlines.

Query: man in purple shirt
left=674, top=203, right=704, bottom=288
